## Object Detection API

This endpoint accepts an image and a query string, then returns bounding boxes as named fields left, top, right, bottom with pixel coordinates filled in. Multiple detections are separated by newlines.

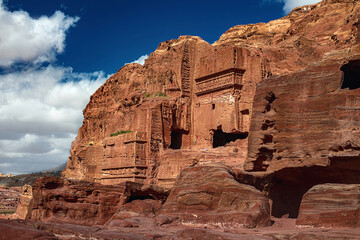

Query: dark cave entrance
left=268, top=158, right=360, bottom=218
left=212, top=129, right=248, bottom=148
left=127, top=194, right=154, bottom=203
left=169, top=129, right=184, bottom=149
left=341, top=60, right=360, bottom=90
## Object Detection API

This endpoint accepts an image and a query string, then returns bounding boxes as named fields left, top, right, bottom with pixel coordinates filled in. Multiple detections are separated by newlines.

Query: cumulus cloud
left=0, top=1, right=109, bottom=174
left=128, top=54, right=149, bottom=65
left=0, top=66, right=108, bottom=174
left=265, top=0, right=321, bottom=14
left=0, top=0, right=79, bottom=66
left=283, top=0, right=320, bottom=13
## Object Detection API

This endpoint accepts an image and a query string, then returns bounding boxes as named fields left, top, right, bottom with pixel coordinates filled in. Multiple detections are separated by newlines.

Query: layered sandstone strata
left=26, top=177, right=168, bottom=226
left=297, top=184, right=360, bottom=228
left=160, top=164, right=271, bottom=228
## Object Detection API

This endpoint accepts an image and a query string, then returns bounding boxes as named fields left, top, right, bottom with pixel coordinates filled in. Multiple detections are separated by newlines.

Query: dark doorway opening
left=169, top=129, right=183, bottom=149
left=127, top=194, right=154, bottom=203
left=269, top=160, right=360, bottom=218
left=341, top=60, right=360, bottom=90
left=212, top=129, right=248, bottom=148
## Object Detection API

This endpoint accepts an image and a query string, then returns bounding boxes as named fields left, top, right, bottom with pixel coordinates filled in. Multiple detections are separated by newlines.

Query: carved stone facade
left=63, top=44, right=263, bottom=187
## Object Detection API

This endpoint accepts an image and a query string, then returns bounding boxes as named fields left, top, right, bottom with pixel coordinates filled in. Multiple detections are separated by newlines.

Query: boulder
left=296, top=184, right=360, bottom=228
left=106, top=199, right=162, bottom=226
left=26, top=177, right=168, bottom=226
left=159, top=164, right=271, bottom=228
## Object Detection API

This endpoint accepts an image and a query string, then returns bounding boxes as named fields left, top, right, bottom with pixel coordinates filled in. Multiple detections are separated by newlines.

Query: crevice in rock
left=253, top=147, right=275, bottom=171
left=261, top=120, right=275, bottom=130
left=341, top=60, right=360, bottom=90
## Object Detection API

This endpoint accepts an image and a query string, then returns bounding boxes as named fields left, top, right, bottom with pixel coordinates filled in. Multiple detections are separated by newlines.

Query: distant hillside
left=0, top=163, right=67, bottom=188
left=40, top=163, right=67, bottom=174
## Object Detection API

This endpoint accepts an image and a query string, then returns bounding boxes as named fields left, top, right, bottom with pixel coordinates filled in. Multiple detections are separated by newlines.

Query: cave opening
left=169, top=129, right=183, bottom=149
left=341, top=60, right=360, bottom=90
left=127, top=194, right=154, bottom=203
left=212, top=129, right=248, bottom=148
left=268, top=160, right=360, bottom=218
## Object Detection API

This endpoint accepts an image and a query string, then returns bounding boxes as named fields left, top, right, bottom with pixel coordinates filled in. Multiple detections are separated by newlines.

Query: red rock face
left=11, top=185, right=32, bottom=220
left=160, top=164, right=271, bottom=228
left=61, top=39, right=265, bottom=186
left=0, top=219, right=57, bottom=240
left=26, top=177, right=168, bottom=226
left=297, top=184, right=360, bottom=228
left=244, top=55, right=360, bottom=173
left=62, top=0, right=360, bottom=192
left=215, top=0, right=360, bottom=75
left=240, top=52, right=360, bottom=218
left=55, top=0, right=360, bottom=230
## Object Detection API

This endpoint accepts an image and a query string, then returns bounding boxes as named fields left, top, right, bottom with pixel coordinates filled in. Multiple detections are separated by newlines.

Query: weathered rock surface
left=296, top=184, right=360, bottom=228
left=62, top=1, right=360, bottom=203
left=0, top=219, right=58, bottom=240
left=11, top=185, right=32, bottom=220
left=0, top=187, right=20, bottom=216
left=26, top=177, right=168, bottom=226
left=106, top=198, right=162, bottom=226
left=62, top=39, right=262, bottom=187
left=160, top=164, right=271, bottom=228
left=33, top=0, right=360, bottom=232
left=2, top=217, right=360, bottom=240
left=215, top=0, right=360, bottom=76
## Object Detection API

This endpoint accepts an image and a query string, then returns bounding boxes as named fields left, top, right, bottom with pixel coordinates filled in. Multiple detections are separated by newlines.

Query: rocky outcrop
left=215, top=0, right=360, bottom=75
left=160, top=164, right=271, bottom=228
left=240, top=47, right=360, bottom=218
left=26, top=177, right=168, bottom=226
left=0, top=173, right=14, bottom=178
left=0, top=219, right=57, bottom=240
left=62, top=38, right=263, bottom=187
left=62, top=0, right=360, bottom=197
left=244, top=52, right=360, bottom=173
left=296, top=184, right=360, bottom=228
left=106, top=199, right=162, bottom=228
left=51, top=0, right=360, bottom=231
left=12, top=185, right=32, bottom=220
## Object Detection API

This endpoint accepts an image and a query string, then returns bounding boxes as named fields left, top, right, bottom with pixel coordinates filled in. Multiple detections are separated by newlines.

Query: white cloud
left=0, top=66, right=108, bottom=174
left=128, top=54, right=149, bottom=65
left=0, top=0, right=79, bottom=66
left=278, top=0, right=321, bottom=13
left=0, top=1, right=110, bottom=174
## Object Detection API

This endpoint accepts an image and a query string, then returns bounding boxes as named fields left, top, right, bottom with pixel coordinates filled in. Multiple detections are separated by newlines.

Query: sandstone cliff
left=60, top=0, right=360, bottom=224
left=63, top=0, right=360, bottom=184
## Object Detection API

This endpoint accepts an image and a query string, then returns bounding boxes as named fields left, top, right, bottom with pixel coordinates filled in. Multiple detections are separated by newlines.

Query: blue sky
left=5, top=0, right=286, bottom=73
left=0, top=0, right=320, bottom=174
